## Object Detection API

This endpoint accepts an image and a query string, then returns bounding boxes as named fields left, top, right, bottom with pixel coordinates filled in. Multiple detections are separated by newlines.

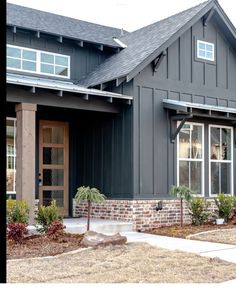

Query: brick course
left=73, top=198, right=218, bottom=231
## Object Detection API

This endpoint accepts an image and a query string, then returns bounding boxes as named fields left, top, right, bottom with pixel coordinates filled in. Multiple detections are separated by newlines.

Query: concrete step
left=63, top=217, right=133, bottom=234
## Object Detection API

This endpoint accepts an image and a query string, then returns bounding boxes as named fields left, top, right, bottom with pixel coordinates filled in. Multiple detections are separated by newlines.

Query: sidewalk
left=122, top=231, right=236, bottom=264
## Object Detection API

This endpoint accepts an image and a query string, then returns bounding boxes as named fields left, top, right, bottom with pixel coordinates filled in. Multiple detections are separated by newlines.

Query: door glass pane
left=43, top=169, right=64, bottom=186
left=211, top=162, right=219, bottom=194
left=179, top=124, right=190, bottom=158
left=191, top=125, right=202, bottom=159
left=211, top=127, right=220, bottom=160
left=43, top=147, right=64, bottom=164
left=43, top=190, right=64, bottom=207
left=179, top=161, right=189, bottom=188
left=221, top=163, right=231, bottom=194
left=190, top=162, right=201, bottom=194
left=43, top=126, right=64, bottom=144
left=222, top=128, right=231, bottom=160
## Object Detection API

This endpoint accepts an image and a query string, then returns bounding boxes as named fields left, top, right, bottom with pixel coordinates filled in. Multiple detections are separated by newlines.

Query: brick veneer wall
left=73, top=199, right=218, bottom=231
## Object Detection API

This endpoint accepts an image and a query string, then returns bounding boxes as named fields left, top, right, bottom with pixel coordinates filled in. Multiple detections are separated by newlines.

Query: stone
left=81, top=230, right=127, bottom=247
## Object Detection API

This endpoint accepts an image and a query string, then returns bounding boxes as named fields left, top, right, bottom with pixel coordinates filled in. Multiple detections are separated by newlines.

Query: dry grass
left=188, top=228, right=236, bottom=245
left=7, top=242, right=236, bottom=283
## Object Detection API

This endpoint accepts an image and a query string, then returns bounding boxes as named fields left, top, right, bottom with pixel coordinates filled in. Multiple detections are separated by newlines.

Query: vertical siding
left=6, top=27, right=113, bottom=82
left=132, top=17, right=236, bottom=199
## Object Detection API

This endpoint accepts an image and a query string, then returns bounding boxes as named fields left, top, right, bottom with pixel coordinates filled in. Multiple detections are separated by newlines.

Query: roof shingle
left=7, top=3, right=128, bottom=47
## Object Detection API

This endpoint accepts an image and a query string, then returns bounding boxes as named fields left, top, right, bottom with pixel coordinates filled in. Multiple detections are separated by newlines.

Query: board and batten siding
left=6, top=27, right=113, bottom=82
left=132, top=18, right=236, bottom=199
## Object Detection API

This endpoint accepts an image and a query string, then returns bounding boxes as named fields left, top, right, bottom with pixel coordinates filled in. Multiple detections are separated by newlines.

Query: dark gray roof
left=7, top=3, right=128, bottom=47
left=78, top=0, right=215, bottom=87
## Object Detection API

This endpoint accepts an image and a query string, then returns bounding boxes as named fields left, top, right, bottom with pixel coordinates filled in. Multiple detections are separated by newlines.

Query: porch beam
left=15, top=103, right=37, bottom=224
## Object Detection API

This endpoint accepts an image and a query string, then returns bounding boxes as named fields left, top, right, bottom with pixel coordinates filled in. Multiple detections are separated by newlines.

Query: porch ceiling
left=6, top=73, right=133, bottom=103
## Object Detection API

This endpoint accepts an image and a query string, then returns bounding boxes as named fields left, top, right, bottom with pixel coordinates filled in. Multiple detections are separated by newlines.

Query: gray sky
left=7, top=0, right=236, bottom=32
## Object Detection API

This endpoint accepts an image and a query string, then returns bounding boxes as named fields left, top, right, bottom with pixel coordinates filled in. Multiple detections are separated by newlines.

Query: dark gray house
left=6, top=0, right=236, bottom=230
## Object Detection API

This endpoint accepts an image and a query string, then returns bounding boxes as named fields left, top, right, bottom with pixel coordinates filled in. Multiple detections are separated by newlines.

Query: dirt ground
left=145, top=223, right=236, bottom=241
left=7, top=233, right=84, bottom=259
left=188, top=228, right=236, bottom=245
left=7, top=242, right=236, bottom=283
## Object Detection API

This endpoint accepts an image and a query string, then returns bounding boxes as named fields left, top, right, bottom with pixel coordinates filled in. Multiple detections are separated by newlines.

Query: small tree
left=170, top=185, right=193, bottom=227
left=75, top=186, right=106, bottom=231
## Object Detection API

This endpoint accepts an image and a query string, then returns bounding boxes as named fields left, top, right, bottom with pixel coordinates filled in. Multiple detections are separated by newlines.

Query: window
left=177, top=123, right=204, bottom=195
left=197, top=40, right=214, bottom=61
left=6, top=118, right=17, bottom=194
left=7, top=45, right=70, bottom=78
left=209, top=125, right=233, bottom=195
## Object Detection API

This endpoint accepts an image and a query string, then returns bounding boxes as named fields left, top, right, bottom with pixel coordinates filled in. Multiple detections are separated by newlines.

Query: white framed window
left=209, top=125, right=233, bottom=196
left=197, top=40, right=214, bottom=61
left=7, top=45, right=70, bottom=78
left=6, top=118, right=17, bottom=194
left=177, top=122, right=204, bottom=196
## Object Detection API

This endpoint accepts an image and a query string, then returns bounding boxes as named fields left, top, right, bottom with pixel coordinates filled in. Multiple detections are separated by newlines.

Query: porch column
left=15, top=103, right=37, bottom=224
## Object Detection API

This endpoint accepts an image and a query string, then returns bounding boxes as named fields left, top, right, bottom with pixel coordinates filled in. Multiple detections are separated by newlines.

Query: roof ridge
left=122, top=0, right=210, bottom=38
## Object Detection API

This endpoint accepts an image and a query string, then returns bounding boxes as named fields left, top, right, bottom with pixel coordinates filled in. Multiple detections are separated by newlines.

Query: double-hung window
left=177, top=123, right=204, bottom=195
left=209, top=125, right=233, bottom=195
left=7, top=45, right=70, bottom=78
left=6, top=118, right=17, bottom=194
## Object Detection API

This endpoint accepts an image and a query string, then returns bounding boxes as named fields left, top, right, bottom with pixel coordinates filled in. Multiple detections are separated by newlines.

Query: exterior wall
left=132, top=18, right=236, bottom=199
left=7, top=27, right=114, bottom=82
left=73, top=199, right=218, bottom=231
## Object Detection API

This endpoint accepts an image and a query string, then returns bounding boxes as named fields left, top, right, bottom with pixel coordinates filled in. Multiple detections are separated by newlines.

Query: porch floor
left=28, top=217, right=133, bottom=234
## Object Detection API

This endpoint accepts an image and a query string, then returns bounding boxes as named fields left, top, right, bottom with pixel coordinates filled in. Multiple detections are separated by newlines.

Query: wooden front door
left=39, top=120, right=69, bottom=216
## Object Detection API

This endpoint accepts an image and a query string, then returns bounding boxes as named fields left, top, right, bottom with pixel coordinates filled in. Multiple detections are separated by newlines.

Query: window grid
left=177, top=122, right=204, bottom=196
left=6, top=118, right=17, bottom=194
left=209, top=125, right=233, bottom=196
left=7, top=45, right=70, bottom=79
left=197, top=40, right=214, bottom=61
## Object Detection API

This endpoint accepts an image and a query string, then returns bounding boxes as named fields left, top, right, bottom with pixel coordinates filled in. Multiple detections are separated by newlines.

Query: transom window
left=209, top=125, right=233, bottom=195
left=197, top=40, right=214, bottom=61
left=177, top=123, right=204, bottom=195
left=7, top=45, right=70, bottom=78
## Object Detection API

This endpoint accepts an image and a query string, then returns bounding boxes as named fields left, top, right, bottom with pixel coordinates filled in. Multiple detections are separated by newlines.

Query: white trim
left=177, top=122, right=204, bottom=196
left=197, top=40, right=215, bottom=61
left=7, top=44, right=70, bottom=79
left=209, top=124, right=234, bottom=196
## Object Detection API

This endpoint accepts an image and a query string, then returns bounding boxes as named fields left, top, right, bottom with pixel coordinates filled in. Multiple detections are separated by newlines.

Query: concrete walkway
left=122, top=231, right=236, bottom=264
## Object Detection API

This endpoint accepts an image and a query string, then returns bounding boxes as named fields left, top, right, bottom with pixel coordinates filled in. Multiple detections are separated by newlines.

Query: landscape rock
left=81, top=230, right=127, bottom=247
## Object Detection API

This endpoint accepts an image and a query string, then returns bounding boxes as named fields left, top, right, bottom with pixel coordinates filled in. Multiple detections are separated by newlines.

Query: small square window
left=197, top=40, right=214, bottom=61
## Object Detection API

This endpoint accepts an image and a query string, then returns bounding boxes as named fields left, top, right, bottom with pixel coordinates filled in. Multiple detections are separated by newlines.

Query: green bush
left=35, top=200, right=62, bottom=233
left=188, top=197, right=210, bottom=225
left=214, top=193, right=234, bottom=223
left=7, top=198, right=30, bottom=225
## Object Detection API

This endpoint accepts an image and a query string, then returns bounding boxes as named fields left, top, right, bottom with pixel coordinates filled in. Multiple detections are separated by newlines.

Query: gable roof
left=79, top=0, right=236, bottom=88
left=7, top=3, right=128, bottom=48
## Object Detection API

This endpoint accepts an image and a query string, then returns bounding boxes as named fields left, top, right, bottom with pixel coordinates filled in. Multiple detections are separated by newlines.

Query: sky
left=7, top=0, right=236, bottom=32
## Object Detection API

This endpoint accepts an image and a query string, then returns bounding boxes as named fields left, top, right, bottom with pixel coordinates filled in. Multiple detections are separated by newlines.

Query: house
left=6, top=0, right=236, bottom=230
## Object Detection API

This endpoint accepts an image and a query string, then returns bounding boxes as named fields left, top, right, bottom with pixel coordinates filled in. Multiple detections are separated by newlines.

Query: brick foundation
left=73, top=199, right=218, bottom=231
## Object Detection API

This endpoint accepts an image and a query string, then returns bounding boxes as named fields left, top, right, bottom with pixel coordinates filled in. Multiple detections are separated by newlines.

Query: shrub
left=188, top=197, right=210, bottom=225
left=7, top=223, right=28, bottom=243
left=47, top=220, right=66, bottom=240
left=7, top=198, right=30, bottom=225
left=214, top=193, right=234, bottom=223
left=35, top=200, right=62, bottom=233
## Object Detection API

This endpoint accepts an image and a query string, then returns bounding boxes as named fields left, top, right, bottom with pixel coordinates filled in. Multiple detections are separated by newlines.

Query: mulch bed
left=7, top=233, right=84, bottom=260
left=144, top=223, right=236, bottom=238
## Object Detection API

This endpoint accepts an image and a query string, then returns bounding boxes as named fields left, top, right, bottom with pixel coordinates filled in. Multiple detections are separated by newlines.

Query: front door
left=39, top=120, right=69, bottom=216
